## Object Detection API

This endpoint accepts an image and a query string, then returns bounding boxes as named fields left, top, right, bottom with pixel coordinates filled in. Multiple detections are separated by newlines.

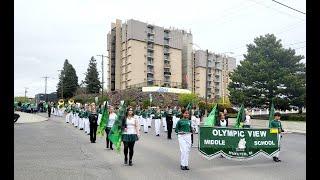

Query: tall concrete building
left=193, top=50, right=236, bottom=101
left=107, top=19, right=193, bottom=91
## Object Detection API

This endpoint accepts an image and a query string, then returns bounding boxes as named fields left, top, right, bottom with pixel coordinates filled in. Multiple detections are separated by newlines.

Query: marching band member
left=153, top=106, right=162, bottom=136
left=142, top=109, right=148, bottom=133
left=161, top=107, right=167, bottom=132
left=147, top=107, right=152, bottom=128
left=106, top=106, right=117, bottom=149
left=166, top=108, right=174, bottom=139
left=175, top=109, right=192, bottom=170
left=270, top=112, right=285, bottom=162
left=84, top=104, right=90, bottom=135
left=122, top=107, right=140, bottom=166
left=88, top=103, right=98, bottom=143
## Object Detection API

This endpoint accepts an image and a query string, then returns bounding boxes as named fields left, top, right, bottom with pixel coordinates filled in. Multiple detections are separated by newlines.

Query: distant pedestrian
left=175, top=109, right=192, bottom=170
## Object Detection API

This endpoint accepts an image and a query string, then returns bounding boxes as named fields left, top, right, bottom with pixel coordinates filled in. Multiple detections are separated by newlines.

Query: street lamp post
left=96, top=54, right=108, bottom=102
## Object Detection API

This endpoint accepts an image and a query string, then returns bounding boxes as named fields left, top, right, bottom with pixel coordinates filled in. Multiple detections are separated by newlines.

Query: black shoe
left=185, top=166, right=190, bottom=170
left=273, top=157, right=281, bottom=162
left=110, top=147, right=113, bottom=150
left=144, top=132, right=148, bottom=133
left=124, top=158, right=128, bottom=164
left=181, top=166, right=186, bottom=170
left=148, top=126, right=151, bottom=128
left=129, top=160, right=132, bottom=166
left=156, top=134, right=160, bottom=136
left=180, top=165, right=183, bottom=170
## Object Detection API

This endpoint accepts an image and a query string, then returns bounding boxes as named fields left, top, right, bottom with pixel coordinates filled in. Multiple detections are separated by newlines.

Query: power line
left=247, top=0, right=305, bottom=21
left=271, top=0, right=305, bottom=15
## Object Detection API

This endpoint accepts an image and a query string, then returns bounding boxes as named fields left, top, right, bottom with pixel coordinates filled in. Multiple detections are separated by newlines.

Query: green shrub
left=251, top=113, right=305, bottom=121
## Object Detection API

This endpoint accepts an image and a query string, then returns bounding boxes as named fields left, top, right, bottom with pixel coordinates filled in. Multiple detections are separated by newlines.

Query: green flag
left=108, top=102, right=127, bottom=153
left=97, top=104, right=109, bottom=136
left=234, top=104, right=245, bottom=128
left=268, top=101, right=275, bottom=128
left=204, top=104, right=218, bottom=126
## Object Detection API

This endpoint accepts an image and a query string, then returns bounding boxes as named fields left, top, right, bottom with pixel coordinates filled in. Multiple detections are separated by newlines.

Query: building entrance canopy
left=142, top=87, right=191, bottom=94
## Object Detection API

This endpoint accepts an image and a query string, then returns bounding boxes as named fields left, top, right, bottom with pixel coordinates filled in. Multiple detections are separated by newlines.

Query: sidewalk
left=202, top=117, right=306, bottom=134
left=15, top=112, right=48, bottom=123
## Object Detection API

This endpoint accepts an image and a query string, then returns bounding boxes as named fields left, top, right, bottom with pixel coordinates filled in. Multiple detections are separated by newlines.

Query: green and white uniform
left=153, top=111, right=162, bottom=136
left=175, top=118, right=192, bottom=167
left=270, top=119, right=284, bottom=158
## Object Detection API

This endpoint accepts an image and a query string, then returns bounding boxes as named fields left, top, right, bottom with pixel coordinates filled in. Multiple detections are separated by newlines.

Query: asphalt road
left=14, top=115, right=306, bottom=180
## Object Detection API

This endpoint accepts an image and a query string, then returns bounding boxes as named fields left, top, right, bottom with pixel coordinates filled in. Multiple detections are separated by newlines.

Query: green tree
left=84, top=56, right=101, bottom=94
left=14, top=96, right=30, bottom=103
left=228, top=34, right=305, bottom=112
left=57, top=59, right=79, bottom=99
left=178, top=93, right=199, bottom=108
left=216, top=96, right=232, bottom=109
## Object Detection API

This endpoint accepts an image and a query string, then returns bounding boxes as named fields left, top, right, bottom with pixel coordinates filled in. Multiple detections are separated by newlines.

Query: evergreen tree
left=228, top=34, right=305, bottom=112
left=84, top=56, right=101, bottom=94
left=57, top=59, right=79, bottom=99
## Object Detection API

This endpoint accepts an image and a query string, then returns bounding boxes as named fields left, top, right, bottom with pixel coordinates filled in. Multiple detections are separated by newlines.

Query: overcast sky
left=14, top=0, right=306, bottom=97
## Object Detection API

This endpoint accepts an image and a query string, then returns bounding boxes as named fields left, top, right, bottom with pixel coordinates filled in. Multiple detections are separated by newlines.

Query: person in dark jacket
left=88, top=103, right=98, bottom=143
left=47, top=102, right=52, bottom=118
left=166, top=107, right=174, bottom=139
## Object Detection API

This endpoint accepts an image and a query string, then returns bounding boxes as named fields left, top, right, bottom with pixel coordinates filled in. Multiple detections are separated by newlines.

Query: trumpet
left=58, top=99, right=64, bottom=108
left=68, top=99, right=74, bottom=105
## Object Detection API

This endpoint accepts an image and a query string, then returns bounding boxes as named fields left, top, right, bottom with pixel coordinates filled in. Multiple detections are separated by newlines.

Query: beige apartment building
left=107, top=19, right=193, bottom=91
left=193, top=50, right=236, bottom=101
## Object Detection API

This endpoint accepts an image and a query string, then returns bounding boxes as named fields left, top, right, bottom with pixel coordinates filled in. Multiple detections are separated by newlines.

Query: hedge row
left=251, top=113, right=306, bottom=121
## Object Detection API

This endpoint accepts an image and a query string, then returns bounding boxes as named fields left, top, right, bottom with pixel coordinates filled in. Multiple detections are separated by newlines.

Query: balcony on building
left=147, top=68, right=154, bottom=74
left=164, top=71, right=171, bottom=76
left=147, top=60, right=154, bottom=66
left=147, top=35, right=155, bottom=42
left=147, top=43, right=154, bottom=51
left=164, top=63, right=171, bottom=69
left=147, top=29, right=155, bottom=35
left=147, top=77, right=154, bottom=82
left=163, top=48, right=170, bottom=54
left=147, top=52, right=154, bottom=58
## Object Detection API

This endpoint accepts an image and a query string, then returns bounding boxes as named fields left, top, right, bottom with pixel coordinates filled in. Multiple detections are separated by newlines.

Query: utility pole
left=42, top=76, right=49, bottom=102
left=24, top=87, right=28, bottom=102
left=97, top=54, right=108, bottom=101
left=205, top=49, right=209, bottom=116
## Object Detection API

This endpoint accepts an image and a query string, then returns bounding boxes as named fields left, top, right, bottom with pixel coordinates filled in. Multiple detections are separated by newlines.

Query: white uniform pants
left=79, top=118, right=84, bottom=129
left=97, top=114, right=102, bottom=126
left=147, top=117, right=152, bottom=127
left=71, top=114, right=75, bottom=125
left=173, top=117, right=180, bottom=129
left=195, top=118, right=200, bottom=133
left=74, top=114, right=79, bottom=127
left=191, top=116, right=198, bottom=134
left=139, top=116, right=144, bottom=126
left=275, top=134, right=282, bottom=158
left=65, top=113, right=69, bottom=123
left=162, top=117, right=167, bottom=132
left=143, top=118, right=148, bottom=133
left=155, top=119, right=161, bottom=135
left=178, top=134, right=191, bottom=166
left=84, top=118, right=90, bottom=134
